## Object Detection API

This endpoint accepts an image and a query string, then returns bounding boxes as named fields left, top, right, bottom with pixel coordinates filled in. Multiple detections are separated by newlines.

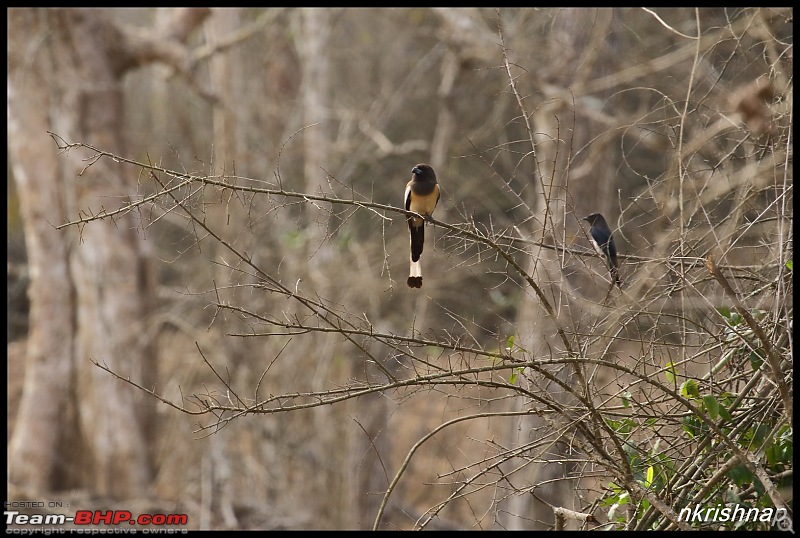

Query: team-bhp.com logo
left=6, top=508, right=188, bottom=528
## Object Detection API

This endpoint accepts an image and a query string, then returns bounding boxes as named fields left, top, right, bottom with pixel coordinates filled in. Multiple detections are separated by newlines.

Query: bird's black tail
left=408, top=221, right=425, bottom=288
left=409, top=222, right=424, bottom=262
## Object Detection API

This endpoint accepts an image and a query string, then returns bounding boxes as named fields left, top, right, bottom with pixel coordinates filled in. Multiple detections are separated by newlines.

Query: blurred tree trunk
left=203, top=8, right=249, bottom=526
left=7, top=10, right=76, bottom=495
left=296, top=7, right=345, bottom=526
left=7, top=7, right=209, bottom=499
left=430, top=8, right=496, bottom=175
left=299, top=8, right=333, bottom=274
left=7, top=7, right=149, bottom=498
left=505, top=8, right=619, bottom=530
left=430, top=50, right=458, bottom=174
left=551, top=7, right=619, bottom=220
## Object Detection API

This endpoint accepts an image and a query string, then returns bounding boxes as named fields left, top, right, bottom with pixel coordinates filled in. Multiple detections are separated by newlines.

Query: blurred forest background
left=7, top=7, right=793, bottom=530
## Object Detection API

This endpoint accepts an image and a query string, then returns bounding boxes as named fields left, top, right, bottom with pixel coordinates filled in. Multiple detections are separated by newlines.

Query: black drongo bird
left=583, top=212, right=621, bottom=287
left=405, top=164, right=440, bottom=289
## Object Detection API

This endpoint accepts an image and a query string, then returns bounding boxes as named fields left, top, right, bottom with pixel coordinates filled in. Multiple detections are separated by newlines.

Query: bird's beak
left=412, top=167, right=421, bottom=175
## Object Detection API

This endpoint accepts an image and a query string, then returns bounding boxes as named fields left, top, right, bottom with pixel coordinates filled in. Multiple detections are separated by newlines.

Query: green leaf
left=682, top=415, right=700, bottom=438
left=680, top=379, right=699, bottom=399
left=718, top=403, right=732, bottom=422
left=621, top=419, right=636, bottom=435
left=751, top=423, right=769, bottom=447
left=607, top=418, right=636, bottom=435
left=645, top=465, right=654, bottom=488
left=749, top=349, right=765, bottom=370
left=703, top=395, right=719, bottom=420
left=506, top=335, right=515, bottom=350
left=753, top=478, right=766, bottom=497
left=786, top=260, right=793, bottom=271
left=600, top=482, right=627, bottom=506
left=624, top=442, right=642, bottom=472
left=508, top=366, right=524, bottom=385
left=621, top=391, right=632, bottom=408
left=766, top=442, right=782, bottom=467
left=664, top=362, right=677, bottom=384
left=717, top=306, right=732, bottom=319
left=728, top=464, right=754, bottom=488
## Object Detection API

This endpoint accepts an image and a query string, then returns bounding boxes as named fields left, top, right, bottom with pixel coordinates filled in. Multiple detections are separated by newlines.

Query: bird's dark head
left=583, top=213, right=605, bottom=225
left=411, top=163, right=436, bottom=183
